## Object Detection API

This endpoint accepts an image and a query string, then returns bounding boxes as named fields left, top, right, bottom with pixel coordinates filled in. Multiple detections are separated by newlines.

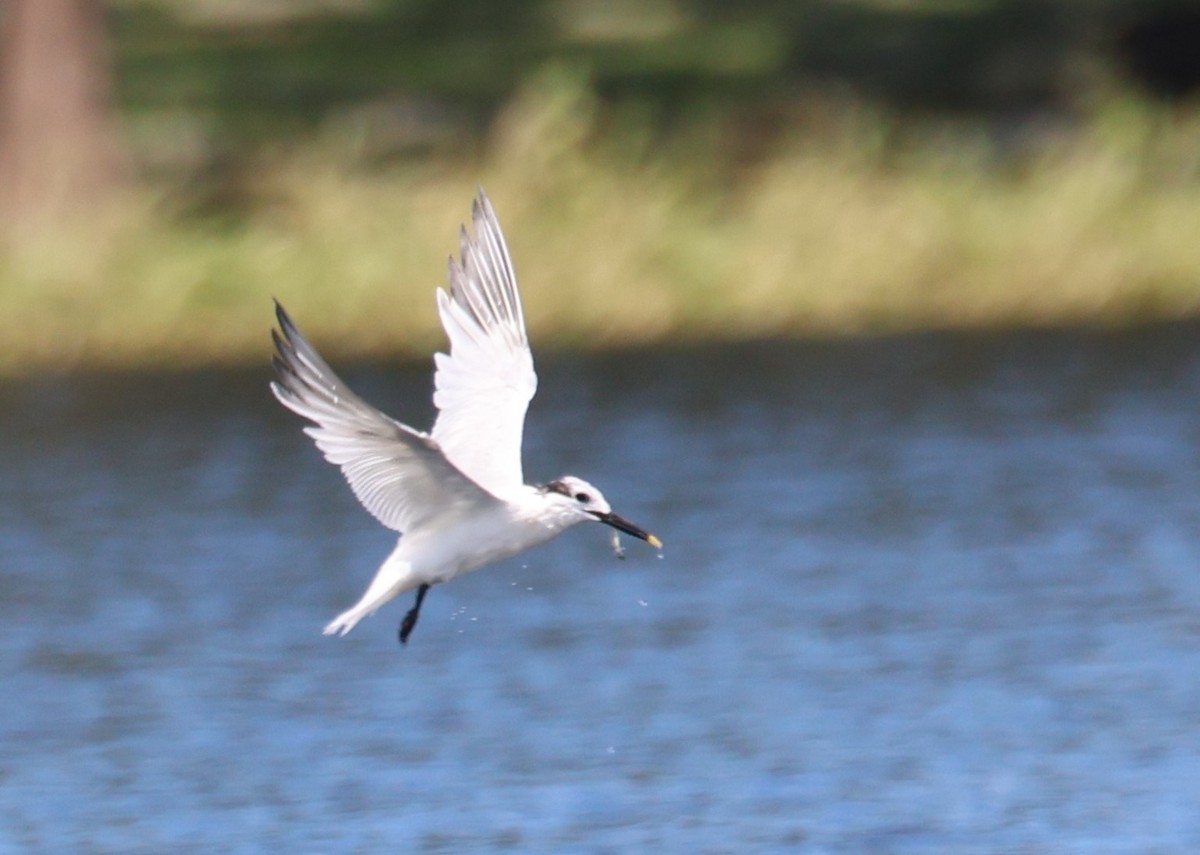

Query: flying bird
left=271, top=190, right=661, bottom=644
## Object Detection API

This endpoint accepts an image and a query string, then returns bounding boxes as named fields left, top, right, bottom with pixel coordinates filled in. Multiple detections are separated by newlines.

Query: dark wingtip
left=270, top=317, right=306, bottom=392
left=271, top=327, right=298, bottom=369
left=273, top=299, right=294, bottom=333
left=473, top=187, right=496, bottom=225
left=271, top=351, right=297, bottom=382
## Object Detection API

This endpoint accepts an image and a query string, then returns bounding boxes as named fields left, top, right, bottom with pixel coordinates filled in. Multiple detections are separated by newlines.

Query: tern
left=271, top=189, right=661, bottom=644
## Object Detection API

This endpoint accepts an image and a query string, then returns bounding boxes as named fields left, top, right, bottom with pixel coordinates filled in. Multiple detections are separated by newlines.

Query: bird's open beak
left=592, top=511, right=663, bottom=549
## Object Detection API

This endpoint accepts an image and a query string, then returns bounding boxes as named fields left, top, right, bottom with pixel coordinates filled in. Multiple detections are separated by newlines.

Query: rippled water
left=4, top=326, right=1200, bottom=852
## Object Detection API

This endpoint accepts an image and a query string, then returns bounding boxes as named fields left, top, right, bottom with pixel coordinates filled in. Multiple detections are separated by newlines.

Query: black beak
left=592, top=511, right=663, bottom=549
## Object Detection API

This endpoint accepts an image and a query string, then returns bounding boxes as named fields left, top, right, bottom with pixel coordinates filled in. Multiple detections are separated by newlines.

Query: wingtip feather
left=273, top=298, right=292, bottom=331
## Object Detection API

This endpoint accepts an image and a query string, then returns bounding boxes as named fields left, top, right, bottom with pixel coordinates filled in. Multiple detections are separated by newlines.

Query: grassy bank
left=4, top=79, right=1200, bottom=375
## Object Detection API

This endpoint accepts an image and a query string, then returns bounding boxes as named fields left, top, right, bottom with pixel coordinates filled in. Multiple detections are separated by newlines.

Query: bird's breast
left=405, top=505, right=563, bottom=583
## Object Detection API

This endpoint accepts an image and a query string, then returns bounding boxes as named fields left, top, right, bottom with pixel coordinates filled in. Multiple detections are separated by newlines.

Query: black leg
left=398, top=584, right=430, bottom=645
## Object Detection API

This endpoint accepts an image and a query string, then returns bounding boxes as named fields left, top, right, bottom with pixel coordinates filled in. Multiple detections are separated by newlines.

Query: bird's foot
left=398, top=584, right=430, bottom=645
left=399, top=609, right=419, bottom=644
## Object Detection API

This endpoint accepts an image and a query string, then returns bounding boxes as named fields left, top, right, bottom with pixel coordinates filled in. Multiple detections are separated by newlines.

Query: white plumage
left=271, top=190, right=660, bottom=644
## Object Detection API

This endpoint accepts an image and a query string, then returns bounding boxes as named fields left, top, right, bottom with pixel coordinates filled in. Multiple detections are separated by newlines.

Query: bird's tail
left=322, top=602, right=376, bottom=637
left=323, top=551, right=419, bottom=637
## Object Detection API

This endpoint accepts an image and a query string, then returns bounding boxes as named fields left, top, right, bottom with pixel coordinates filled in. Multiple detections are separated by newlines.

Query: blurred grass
left=4, top=68, right=1200, bottom=375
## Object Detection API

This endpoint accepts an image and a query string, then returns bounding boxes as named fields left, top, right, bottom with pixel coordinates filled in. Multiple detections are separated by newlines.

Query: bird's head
left=540, top=476, right=662, bottom=549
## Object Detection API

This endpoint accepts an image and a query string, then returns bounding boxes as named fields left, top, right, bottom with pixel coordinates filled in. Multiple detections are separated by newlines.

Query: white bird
left=271, top=189, right=661, bottom=644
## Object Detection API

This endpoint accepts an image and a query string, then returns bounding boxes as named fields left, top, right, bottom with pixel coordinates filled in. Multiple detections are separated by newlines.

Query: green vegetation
left=3, top=1, right=1200, bottom=374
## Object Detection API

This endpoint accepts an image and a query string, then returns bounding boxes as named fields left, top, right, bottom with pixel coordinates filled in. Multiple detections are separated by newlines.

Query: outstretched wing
left=431, top=190, right=537, bottom=497
left=271, top=302, right=494, bottom=533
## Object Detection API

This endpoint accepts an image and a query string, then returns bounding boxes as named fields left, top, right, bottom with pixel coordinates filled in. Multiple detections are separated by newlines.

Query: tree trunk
left=0, top=0, right=129, bottom=239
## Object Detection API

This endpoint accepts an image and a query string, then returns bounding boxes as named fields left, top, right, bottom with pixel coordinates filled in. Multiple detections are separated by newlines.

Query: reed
left=3, top=81, right=1200, bottom=375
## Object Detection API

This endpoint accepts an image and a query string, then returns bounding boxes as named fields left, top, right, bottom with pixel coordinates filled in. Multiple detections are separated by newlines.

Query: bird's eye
left=574, top=492, right=591, bottom=503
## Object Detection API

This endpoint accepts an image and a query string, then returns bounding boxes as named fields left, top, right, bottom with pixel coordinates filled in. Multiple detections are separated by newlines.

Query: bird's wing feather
left=271, top=302, right=495, bottom=533
left=430, top=190, right=537, bottom=497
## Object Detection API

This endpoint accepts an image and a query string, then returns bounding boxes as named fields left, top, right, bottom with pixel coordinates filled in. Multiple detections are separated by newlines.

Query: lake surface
left=3, top=325, right=1200, bottom=852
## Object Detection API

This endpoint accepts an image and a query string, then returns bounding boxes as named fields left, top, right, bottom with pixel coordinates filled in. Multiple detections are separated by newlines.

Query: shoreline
left=4, top=96, right=1200, bottom=376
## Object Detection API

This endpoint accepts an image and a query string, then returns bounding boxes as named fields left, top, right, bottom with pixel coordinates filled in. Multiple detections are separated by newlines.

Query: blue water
left=3, top=327, right=1200, bottom=852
